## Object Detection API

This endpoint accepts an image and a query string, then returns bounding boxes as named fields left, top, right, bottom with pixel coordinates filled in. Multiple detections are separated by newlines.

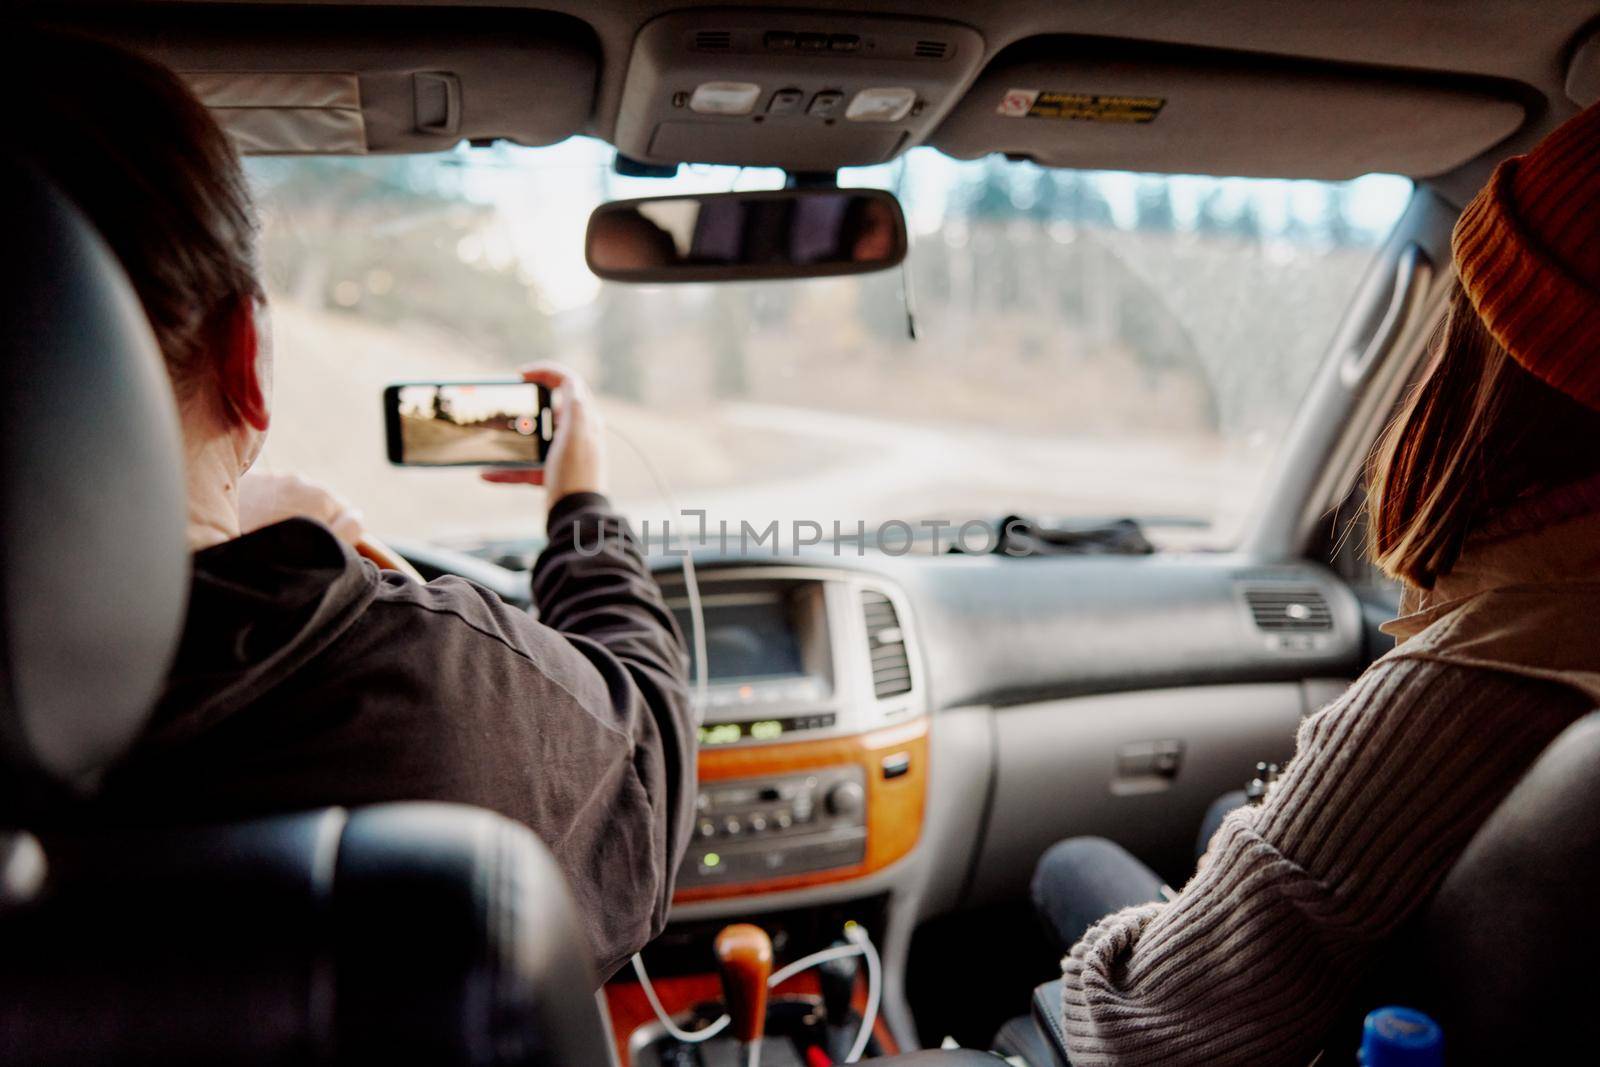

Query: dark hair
left=16, top=29, right=262, bottom=402
left=1366, top=282, right=1600, bottom=587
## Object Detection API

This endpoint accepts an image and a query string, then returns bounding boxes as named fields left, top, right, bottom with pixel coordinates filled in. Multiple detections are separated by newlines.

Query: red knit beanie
left=1452, top=101, right=1600, bottom=412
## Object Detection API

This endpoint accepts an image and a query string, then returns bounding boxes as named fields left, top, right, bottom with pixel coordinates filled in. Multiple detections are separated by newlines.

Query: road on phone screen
left=401, top=417, right=534, bottom=464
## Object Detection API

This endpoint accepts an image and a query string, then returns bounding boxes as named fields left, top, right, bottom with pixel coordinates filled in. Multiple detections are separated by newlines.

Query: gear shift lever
left=818, top=941, right=858, bottom=1025
left=817, top=942, right=859, bottom=1061
left=714, top=924, right=773, bottom=1067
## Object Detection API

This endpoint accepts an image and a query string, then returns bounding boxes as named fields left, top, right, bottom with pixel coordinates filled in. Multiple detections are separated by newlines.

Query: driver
left=20, top=30, right=695, bottom=982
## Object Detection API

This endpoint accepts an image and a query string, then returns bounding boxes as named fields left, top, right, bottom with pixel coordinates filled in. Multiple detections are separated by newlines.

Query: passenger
left=20, top=31, right=695, bottom=981
left=1031, top=102, right=1600, bottom=1061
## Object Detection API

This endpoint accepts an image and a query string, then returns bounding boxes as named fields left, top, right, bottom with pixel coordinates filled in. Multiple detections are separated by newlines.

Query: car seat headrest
left=0, top=158, right=188, bottom=818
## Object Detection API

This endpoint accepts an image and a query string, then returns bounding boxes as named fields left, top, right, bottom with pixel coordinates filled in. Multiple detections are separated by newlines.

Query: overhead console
left=612, top=9, right=984, bottom=171
left=61, top=5, right=598, bottom=154
left=932, top=36, right=1528, bottom=179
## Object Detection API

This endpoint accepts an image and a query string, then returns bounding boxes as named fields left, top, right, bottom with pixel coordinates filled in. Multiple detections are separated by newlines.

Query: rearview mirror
left=585, top=188, right=907, bottom=283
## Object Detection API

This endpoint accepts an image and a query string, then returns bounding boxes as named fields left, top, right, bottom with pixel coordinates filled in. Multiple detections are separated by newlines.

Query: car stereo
left=681, top=766, right=868, bottom=888
left=669, top=578, right=838, bottom=741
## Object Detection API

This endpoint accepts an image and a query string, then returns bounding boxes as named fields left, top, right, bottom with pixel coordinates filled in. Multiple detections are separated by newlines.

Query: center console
left=658, top=567, right=928, bottom=902
left=611, top=567, right=928, bottom=1064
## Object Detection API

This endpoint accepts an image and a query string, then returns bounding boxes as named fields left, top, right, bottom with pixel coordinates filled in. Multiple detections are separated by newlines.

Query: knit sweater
left=1058, top=504, right=1600, bottom=1066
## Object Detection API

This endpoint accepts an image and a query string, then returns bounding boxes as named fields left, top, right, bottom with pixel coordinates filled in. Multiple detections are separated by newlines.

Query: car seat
left=0, top=155, right=615, bottom=1066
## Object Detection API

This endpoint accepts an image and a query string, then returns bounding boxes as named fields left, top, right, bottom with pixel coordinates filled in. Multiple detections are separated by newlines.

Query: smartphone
left=384, top=381, right=553, bottom=467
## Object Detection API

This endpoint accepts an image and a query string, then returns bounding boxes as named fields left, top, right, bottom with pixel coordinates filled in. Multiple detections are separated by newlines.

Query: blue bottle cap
left=1361, top=1006, right=1443, bottom=1067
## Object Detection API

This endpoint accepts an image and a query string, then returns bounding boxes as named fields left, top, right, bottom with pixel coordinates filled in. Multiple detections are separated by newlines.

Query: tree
left=250, top=155, right=552, bottom=366
left=962, top=156, right=1016, bottom=220
left=1320, top=184, right=1357, bottom=246
left=1231, top=199, right=1263, bottom=241
left=595, top=285, right=642, bottom=401
left=1052, top=170, right=1113, bottom=228
left=1135, top=178, right=1176, bottom=232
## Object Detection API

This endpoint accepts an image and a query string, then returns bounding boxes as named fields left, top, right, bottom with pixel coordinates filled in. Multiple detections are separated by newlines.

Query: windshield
left=246, top=141, right=1410, bottom=553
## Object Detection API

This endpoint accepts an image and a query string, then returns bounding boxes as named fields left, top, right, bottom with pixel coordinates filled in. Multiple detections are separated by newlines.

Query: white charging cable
left=606, top=423, right=709, bottom=722
left=843, top=923, right=882, bottom=1064
left=630, top=925, right=883, bottom=1061
left=629, top=953, right=731, bottom=1043
left=612, top=418, right=718, bottom=1044
left=608, top=425, right=883, bottom=1062
left=765, top=941, right=866, bottom=989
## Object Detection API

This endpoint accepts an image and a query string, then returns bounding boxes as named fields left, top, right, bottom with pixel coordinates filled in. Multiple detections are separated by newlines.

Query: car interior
left=6, top=1, right=1600, bottom=1064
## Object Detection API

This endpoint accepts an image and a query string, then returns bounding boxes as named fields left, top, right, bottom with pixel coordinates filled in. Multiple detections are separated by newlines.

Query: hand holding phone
left=384, top=380, right=553, bottom=468
left=481, top=364, right=608, bottom=505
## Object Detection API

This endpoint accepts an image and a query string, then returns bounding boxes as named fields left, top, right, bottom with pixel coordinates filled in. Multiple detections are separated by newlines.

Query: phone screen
left=384, top=382, right=552, bottom=467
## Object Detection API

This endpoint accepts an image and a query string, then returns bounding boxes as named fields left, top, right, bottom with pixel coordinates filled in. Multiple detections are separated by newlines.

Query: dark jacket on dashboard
left=96, top=492, right=695, bottom=980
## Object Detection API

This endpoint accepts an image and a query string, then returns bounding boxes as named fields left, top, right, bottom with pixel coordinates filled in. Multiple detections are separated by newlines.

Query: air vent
left=1243, top=587, right=1333, bottom=632
left=862, top=590, right=913, bottom=698
left=913, top=39, right=951, bottom=59
left=694, top=30, right=733, bottom=50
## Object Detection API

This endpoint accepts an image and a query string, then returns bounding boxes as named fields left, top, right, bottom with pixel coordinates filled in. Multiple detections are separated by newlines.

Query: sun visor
left=931, top=39, right=1528, bottom=179
left=61, top=7, right=598, bottom=155
left=186, top=73, right=367, bottom=154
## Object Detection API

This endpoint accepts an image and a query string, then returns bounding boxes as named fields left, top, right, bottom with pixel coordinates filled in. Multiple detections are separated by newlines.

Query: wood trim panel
left=674, top=716, right=929, bottom=903
left=605, top=970, right=900, bottom=1066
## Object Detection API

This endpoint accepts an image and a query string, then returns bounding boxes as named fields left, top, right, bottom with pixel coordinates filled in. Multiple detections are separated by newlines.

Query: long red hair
left=1367, top=283, right=1600, bottom=587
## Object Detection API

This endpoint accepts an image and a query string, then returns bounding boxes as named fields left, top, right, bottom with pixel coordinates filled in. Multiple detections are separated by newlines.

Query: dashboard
left=397, top=540, right=1371, bottom=909
left=641, top=549, right=1366, bottom=907
left=397, top=539, right=1372, bottom=1054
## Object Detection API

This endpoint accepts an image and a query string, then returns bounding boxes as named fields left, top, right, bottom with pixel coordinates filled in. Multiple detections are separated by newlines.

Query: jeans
left=1031, top=790, right=1248, bottom=954
left=1029, top=837, right=1165, bottom=956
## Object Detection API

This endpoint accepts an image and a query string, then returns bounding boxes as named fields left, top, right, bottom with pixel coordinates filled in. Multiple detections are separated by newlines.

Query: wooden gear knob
left=713, top=923, right=774, bottom=1044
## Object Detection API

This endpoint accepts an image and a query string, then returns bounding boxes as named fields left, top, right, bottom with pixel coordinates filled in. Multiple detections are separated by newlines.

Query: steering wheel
left=355, top=534, right=426, bottom=583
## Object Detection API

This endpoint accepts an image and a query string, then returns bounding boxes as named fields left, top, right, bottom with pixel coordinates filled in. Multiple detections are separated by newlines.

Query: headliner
left=44, top=0, right=1600, bottom=201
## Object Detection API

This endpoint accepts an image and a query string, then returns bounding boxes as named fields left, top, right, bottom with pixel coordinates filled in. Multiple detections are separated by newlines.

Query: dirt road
left=401, top=418, right=536, bottom=464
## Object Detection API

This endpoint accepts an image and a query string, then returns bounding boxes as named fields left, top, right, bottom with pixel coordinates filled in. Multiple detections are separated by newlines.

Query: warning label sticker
left=996, top=89, right=1166, bottom=124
